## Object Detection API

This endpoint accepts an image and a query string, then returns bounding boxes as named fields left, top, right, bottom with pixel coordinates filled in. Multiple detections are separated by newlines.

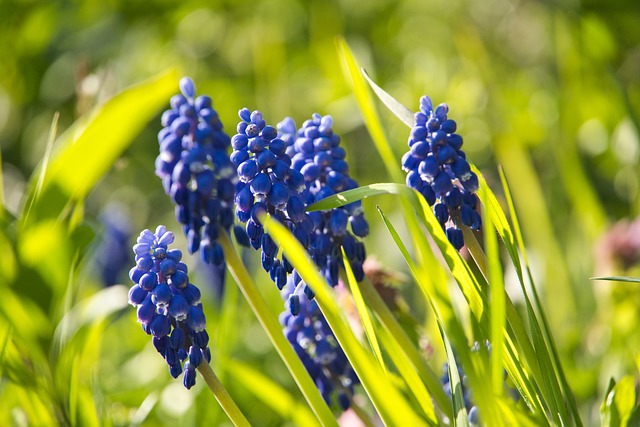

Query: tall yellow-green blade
left=263, top=215, right=427, bottom=427
left=21, top=69, right=180, bottom=227
left=336, top=37, right=403, bottom=183
left=340, top=248, right=387, bottom=378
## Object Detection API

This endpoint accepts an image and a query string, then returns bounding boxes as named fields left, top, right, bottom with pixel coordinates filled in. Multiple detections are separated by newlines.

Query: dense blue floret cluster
left=280, top=277, right=359, bottom=410
left=281, top=114, right=368, bottom=287
left=401, top=96, right=482, bottom=250
left=231, top=108, right=314, bottom=291
left=154, top=77, right=236, bottom=277
left=127, top=226, right=211, bottom=389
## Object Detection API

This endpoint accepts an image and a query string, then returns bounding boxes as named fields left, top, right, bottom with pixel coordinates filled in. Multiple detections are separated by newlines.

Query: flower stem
left=219, top=231, right=338, bottom=427
left=197, top=360, right=251, bottom=427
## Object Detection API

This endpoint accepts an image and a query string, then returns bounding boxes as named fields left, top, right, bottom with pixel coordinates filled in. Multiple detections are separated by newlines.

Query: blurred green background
left=1, top=0, right=640, bottom=425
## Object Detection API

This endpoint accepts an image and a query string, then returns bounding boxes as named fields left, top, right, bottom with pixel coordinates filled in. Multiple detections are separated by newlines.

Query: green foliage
left=1, top=1, right=639, bottom=426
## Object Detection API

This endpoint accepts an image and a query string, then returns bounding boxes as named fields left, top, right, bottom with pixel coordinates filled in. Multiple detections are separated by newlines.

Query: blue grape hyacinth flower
left=401, top=96, right=482, bottom=250
left=280, top=276, right=359, bottom=410
left=154, top=77, right=236, bottom=277
left=127, top=225, right=211, bottom=389
left=231, top=108, right=314, bottom=291
left=277, top=113, right=368, bottom=309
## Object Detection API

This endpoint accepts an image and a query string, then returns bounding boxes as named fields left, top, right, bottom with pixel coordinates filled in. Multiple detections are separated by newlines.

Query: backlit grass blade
left=340, top=249, right=387, bottom=378
left=336, top=37, right=404, bottom=183
left=483, top=196, right=506, bottom=395
left=376, top=323, right=438, bottom=425
left=262, top=215, right=427, bottom=427
left=360, top=69, right=414, bottom=127
left=225, top=359, right=319, bottom=427
left=499, top=168, right=582, bottom=426
left=358, top=276, right=453, bottom=419
left=218, top=232, right=338, bottom=426
left=21, top=69, right=180, bottom=226
left=591, top=276, right=640, bottom=283
left=438, top=321, right=470, bottom=427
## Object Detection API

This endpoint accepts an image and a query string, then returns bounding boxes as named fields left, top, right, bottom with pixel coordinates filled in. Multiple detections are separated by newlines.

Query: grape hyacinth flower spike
left=154, top=77, right=236, bottom=281
left=401, top=96, right=482, bottom=250
left=278, top=113, right=368, bottom=311
left=128, top=226, right=211, bottom=389
left=231, top=108, right=314, bottom=292
left=280, top=276, right=360, bottom=411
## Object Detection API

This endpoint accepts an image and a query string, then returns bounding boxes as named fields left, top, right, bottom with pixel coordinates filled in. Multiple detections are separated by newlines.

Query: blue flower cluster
left=231, top=108, right=314, bottom=290
left=280, top=277, right=359, bottom=410
left=154, top=77, right=236, bottom=276
left=281, top=114, right=369, bottom=288
left=401, top=96, right=482, bottom=250
left=127, top=226, right=211, bottom=389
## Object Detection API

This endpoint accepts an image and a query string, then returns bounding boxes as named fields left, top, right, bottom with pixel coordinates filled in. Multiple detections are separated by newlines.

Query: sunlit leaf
left=263, top=215, right=427, bottom=427
left=226, top=359, right=319, bottom=427
left=336, top=37, right=404, bottom=183
left=22, top=69, right=180, bottom=226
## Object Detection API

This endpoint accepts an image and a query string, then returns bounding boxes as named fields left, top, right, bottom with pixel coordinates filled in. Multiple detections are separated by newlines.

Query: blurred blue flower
left=94, top=203, right=132, bottom=286
left=401, top=96, right=482, bottom=250
left=127, top=225, right=211, bottom=389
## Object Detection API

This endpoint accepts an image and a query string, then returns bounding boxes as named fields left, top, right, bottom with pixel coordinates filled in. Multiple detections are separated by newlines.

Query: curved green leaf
left=22, top=69, right=180, bottom=226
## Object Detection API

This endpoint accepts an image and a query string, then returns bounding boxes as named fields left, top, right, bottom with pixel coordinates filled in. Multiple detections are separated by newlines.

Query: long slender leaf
left=591, top=276, right=640, bottom=283
left=340, top=249, right=387, bottom=379
left=483, top=195, right=506, bottom=395
left=21, top=69, right=180, bottom=226
left=225, top=360, right=319, bottom=427
left=376, top=324, right=438, bottom=425
left=218, top=232, right=338, bottom=426
left=358, top=276, right=453, bottom=419
left=336, top=37, right=404, bottom=183
left=361, top=69, right=414, bottom=127
left=262, top=215, right=427, bottom=427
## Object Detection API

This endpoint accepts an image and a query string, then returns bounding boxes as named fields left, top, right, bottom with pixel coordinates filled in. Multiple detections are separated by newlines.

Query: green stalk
left=219, top=232, right=338, bottom=427
left=197, top=360, right=251, bottom=427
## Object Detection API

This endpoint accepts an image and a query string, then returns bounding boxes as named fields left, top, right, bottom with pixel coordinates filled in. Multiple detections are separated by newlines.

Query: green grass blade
left=376, top=324, right=438, bottom=425
left=262, top=215, right=427, bottom=427
left=438, top=321, right=469, bottom=427
left=499, top=168, right=582, bottom=426
left=591, top=276, right=640, bottom=283
left=218, top=232, right=338, bottom=427
left=483, top=197, right=506, bottom=395
left=225, top=359, right=319, bottom=427
left=336, top=37, right=404, bottom=183
left=21, top=69, right=180, bottom=226
left=358, top=276, right=453, bottom=419
left=360, top=69, right=414, bottom=127
left=601, top=376, right=636, bottom=427
left=196, top=361, right=252, bottom=427
left=340, top=248, right=387, bottom=378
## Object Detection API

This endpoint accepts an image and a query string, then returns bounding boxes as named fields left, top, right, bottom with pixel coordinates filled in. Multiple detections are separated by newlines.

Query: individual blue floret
left=154, top=77, right=236, bottom=281
left=280, top=276, right=359, bottom=410
left=231, top=108, right=314, bottom=290
left=127, top=225, right=212, bottom=389
left=279, top=113, right=368, bottom=290
left=401, top=96, right=482, bottom=250
left=94, top=203, right=132, bottom=286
